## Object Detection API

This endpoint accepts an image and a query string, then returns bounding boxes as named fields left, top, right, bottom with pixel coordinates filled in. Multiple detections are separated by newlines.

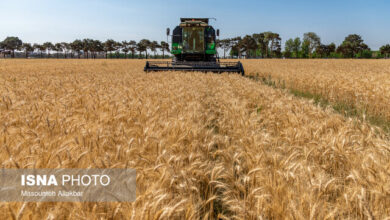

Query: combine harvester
left=144, top=18, right=244, bottom=75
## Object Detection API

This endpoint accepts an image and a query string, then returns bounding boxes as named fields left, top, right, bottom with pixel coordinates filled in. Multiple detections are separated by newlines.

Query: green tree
left=239, top=35, right=257, bottom=58
left=301, top=39, right=310, bottom=58
left=54, top=43, right=63, bottom=58
left=253, top=32, right=281, bottom=58
left=229, top=37, right=242, bottom=58
left=318, top=43, right=336, bottom=58
left=128, top=40, right=137, bottom=59
left=315, top=44, right=328, bottom=58
left=336, top=43, right=353, bottom=58
left=41, top=43, right=48, bottom=58
left=284, top=38, right=294, bottom=58
left=337, top=34, right=369, bottom=58
left=139, top=39, right=151, bottom=59
left=2, top=36, right=23, bottom=58
left=359, top=49, right=372, bottom=58
left=82, top=39, right=94, bottom=59
left=33, top=43, right=44, bottom=58
left=136, top=41, right=146, bottom=58
left=121, top=41, right=129, bottom=58
left=149, top=41, right=159, bottom=58
left=0, top=42, right=8, bottom=58
left=252, top=33, right=267, bottom=58
left=70, top=40, right=83, bottom=58
left=292, top=37, right=301, bottom=58
left=160, top=41, right=169, bottom=59
left=303, top=32, right=321, bottom=58
left=21, top=43, right=33, bottom=58
left=269, top=33, right=282, bottom=58
left=103, top=39, right=116, bottom=59
left=43, top=42, right=54, bottom=58
left=91, top=40, right=103, bottom=59
left=328, top=43, right=336, bottom=55
left=61, top=42, right=70, bottom=58
left=114, top=41, right=122, bottom=58
left=380, top=44, right=390, bottom=58
left=262, top=32, right=273, bottom=57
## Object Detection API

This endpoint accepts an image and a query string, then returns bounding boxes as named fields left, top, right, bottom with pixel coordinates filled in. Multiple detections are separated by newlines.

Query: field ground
left=0, top=60, right=390, bottom=219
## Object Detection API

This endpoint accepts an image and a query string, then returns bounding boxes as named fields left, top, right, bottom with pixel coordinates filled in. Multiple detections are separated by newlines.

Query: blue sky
left=0, top=0, right=389, bottom=50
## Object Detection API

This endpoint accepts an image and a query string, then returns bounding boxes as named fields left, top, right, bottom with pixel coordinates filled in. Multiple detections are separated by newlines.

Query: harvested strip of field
left=1, top=60, right=390, bottom=219
left=244, top=59, right=390, bottom=131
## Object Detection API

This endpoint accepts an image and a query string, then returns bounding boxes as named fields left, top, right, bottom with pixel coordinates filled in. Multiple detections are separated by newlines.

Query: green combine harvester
left=144, top=18, right=244, bottom=75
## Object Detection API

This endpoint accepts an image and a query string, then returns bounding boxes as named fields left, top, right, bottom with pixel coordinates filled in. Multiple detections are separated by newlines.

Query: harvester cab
left=144, top=18, right=244, bottom=75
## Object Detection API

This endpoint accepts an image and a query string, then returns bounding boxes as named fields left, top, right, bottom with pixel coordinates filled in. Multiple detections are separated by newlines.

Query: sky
left=0, top=0, right=389, bottom=50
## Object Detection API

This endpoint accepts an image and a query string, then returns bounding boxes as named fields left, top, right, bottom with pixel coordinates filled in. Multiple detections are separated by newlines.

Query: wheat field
left=244, top=59, right=390, bottom=124
left=1, top=60, right=390, bottom=219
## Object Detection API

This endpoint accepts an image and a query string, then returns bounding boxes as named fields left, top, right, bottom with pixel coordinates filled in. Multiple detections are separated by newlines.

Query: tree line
left=1, top=33, right=390, bottom=59
left=218, top=32, right=390, bottom=59
left=0, top=37, right=170, bottom=59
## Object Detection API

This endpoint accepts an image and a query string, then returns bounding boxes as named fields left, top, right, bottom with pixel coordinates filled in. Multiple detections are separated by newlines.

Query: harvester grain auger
left=144, top=18, right=244, bottom=75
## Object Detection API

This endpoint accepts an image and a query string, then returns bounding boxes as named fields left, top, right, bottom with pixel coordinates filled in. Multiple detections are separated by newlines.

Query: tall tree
left=114, top=41, right=122, bottom=58
left=136, top=41, right=146, bottom=58
left=103, top=39, right=116, bottom=59
left=337, top=34, right=369, bottom=58
left=284, top=38, right=294, bottom=58
left=21, top=43, right=33, bottom=58
left=0, top=42, right=5, bottom=58
left=160, top=41, right=169, bottom=59
left=239, top=35, right=257, bottom=58
left=301, top=39, right=310, bottom=58
left=61, top=42, right=70, bottom=58
left=303, top=32, right=321, bottom=58
left=316, top=43, right=336, bottom=58
left=269, top=33, right=282, bottom=58
left=54, top=43, right=63, bottom=58
left=292, top=37, right=301, bottom=58
left=128, top=40, right=137, bottom=59
left=252, top=33, right=267, bottom=58
left=43, top=42, right=54, bottom=58
left=2, top=36, right=23, bottom=58
left=82, top=39, right=94, bottom=59
left=156, top=41, right=162, bottom=57
left=328, top=43, right=336, bottom=55
left=70, top=40, right=83, bottom=58
left=230, top=37, right=242, bottom=58
left=41, top=44, right=48, bottom=58
left=121, top=41, right=129, bottom=58
left=336, top=43, right=352, bottom=58
left=139, top=39, right=151, bottom=59
left=253, top=32, right=281, bottom=58
left=263, top=32, right=275, bottom=58
left=33, top=43, right=44, bottom=58
left=149, top=41, right=159, bottom=58
left=91, top=40, right=103, bottom=59
left=380, top=44, right=390, bottom=58
left=315, top=44, right=328, bottom=58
